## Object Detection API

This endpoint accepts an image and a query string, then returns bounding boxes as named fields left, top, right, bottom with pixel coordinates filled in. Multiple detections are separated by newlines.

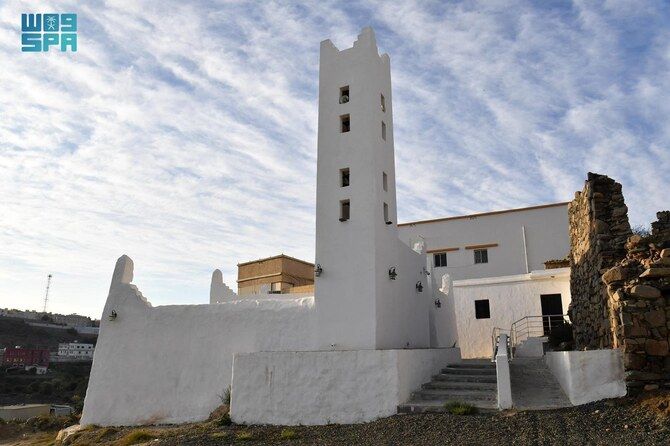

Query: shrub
left=280, top=428, right=298, bottom=440
left=116, top=429, right=156, bottom=446
left=444, top=401, right=477, bottom=415
left=236, top=430, right=254, bottom=441
left=217, top=413, right=232, bottom=426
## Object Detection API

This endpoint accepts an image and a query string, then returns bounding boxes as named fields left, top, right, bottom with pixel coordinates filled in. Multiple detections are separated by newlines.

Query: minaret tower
left=315, top=28, right=410, bottom=350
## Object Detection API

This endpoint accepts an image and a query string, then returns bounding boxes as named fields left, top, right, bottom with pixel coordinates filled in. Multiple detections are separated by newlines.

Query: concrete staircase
left=398, top=361, right=498, bottom=413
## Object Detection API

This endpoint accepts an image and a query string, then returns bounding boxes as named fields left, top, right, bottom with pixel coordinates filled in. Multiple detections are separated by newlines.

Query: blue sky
left=1, top=1, right=669, bottom=318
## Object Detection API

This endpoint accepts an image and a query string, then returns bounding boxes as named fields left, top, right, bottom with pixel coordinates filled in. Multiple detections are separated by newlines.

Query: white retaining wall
left=544, top=349, right=626, bottom=406
left=81, top=256, right=318, bottom=426
left=231, top=348, right=460, bottom=425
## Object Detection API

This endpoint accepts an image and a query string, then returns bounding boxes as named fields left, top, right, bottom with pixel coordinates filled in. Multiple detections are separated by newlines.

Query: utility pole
left=43, top=274, right=52, bottom=313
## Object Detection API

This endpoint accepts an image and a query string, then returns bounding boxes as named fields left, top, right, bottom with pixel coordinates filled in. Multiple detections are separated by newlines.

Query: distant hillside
left=0, top=317, right=96, bottom=351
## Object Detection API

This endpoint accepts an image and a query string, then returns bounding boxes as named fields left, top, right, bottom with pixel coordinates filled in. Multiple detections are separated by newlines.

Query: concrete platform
left=510, top=357, right=571, bottom=410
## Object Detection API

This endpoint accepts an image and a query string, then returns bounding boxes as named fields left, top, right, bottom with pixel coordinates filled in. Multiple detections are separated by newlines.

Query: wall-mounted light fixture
left=314, top=264, right=323, bottom=277
left=385, top=221, right=393, bottom=225
left=108, top=310, right=117, bottom=321
left=423, top=267, right=430, bottom=276
left=415, top=281, right=423, bottom=292
left=388, top=267, right=397, bottom=280
left=434, top=299, right=442, bottom=309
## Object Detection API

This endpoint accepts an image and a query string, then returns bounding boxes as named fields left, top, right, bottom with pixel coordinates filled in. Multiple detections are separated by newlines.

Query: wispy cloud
left=1, top=1, right=668, bottom=316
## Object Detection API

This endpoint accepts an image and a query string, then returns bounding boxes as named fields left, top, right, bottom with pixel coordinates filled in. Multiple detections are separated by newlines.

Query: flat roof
left=237, top=254, right=314, bottom=267
left=397, top=202, right=570, bottom=227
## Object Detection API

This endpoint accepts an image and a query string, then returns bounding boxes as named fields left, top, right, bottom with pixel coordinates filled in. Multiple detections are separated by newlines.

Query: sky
left=1, top=0, right=669, bottom=318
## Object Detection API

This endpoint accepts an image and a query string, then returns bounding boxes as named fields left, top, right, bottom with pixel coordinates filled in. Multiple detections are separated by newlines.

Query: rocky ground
left=2, top=393, right=669, bottom=445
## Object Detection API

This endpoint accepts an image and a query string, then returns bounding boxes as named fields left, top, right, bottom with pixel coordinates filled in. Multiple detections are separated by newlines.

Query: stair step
left=441, top=367, right=496, bottom=375
left=422, top=381, right=496, bottom=391
left=398, top=399, right=498, bottom=414
left=432, top=373, right=497, bottom=383
left=446, top=362, right=494, bottom=369
left=413, top=388, right=496, bottom=401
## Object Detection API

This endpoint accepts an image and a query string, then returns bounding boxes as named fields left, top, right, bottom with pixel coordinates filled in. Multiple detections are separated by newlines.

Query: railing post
left=495, top=334, right=513, bottom=410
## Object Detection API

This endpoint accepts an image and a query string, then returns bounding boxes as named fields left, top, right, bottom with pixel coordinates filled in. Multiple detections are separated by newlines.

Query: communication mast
left=43, top=274, right=52, bottom=313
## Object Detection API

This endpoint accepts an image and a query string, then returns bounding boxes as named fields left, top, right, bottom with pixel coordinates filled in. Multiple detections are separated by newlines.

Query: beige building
left=237, top=254, right=314, bottom=296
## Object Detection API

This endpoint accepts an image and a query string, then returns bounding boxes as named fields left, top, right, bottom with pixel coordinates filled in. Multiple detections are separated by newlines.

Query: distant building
left=58, top=342, right=94, bottom=359
left=237, top=254, right=315, bottom=296
left=0, top=404, right=51, bottom=421
left=2, top=347, right=50, bottom=367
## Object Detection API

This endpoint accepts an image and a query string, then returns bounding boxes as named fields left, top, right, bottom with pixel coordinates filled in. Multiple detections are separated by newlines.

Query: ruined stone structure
left=568, top=173, right=632, bottom=349
left=569, top=173, right=670, bottom=391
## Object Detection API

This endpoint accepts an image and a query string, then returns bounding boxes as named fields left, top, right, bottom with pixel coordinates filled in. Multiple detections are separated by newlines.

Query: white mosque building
left=81, top=28, right=623, bottom=427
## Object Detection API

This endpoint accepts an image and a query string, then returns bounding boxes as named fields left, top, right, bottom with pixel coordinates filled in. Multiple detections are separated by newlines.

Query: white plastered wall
left=81, top=256, right=317, bottom=426
left=451, top=268, right=571, bottom=358
left=230, top=348, right=460, bottom=425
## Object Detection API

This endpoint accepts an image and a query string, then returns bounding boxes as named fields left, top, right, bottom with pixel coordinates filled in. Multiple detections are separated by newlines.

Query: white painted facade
left=58, top=342, right=94, bottom=359
left=398, top=203, right=569, bottom=281
left=451, top=268, right=571, bottom=358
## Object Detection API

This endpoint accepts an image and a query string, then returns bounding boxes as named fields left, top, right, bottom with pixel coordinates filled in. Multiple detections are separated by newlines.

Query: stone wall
left=568, top=173, right=632, bottom=349
left=603, top=213, right=670, bottom=391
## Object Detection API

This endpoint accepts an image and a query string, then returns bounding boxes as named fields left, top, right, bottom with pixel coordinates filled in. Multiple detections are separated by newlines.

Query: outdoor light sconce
left=388, top=267, right=397, bottom=280
left=434, top=298, right=442, bottom=309
left=108, top=310, right=117, bottom=321
left=415, top=281, right=423, bottom=292
left=423, top=266, right=430, bottom=276
left=385, top=221, right=393, bottom=225
left=314, top=264, right=323, bottom=277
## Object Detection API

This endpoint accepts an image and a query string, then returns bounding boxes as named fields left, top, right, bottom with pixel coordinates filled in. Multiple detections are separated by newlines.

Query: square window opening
left=341, top=114, right=350, bottom=133
left=340, top=199, right=350, bottom=222
left=381, top=121, right=386, bottom=140
left=475, top=299, right=490, bottom=319
left=340, top=86, right=349, bottom=104
left=381, top=93, right=386, bottom=112
left=382, top=172, right=388, bottom=191
left=474, top=249, right=488, bottom=264
left=433, top=252, right=447, bottom=268
left=340, top=168, right=350, bottom=187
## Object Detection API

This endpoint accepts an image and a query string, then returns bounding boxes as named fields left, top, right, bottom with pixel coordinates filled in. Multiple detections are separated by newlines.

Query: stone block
left=625, top=370, right=659, bottom=380
left=644, top=310, right=666, bottom=328
left=602, top=267, right=635, bottom=284
left=630, top=285, right=661, bottom=299
left=645, top=339, right=669, bottom=356
left=660, top=248, right=670, bottom=259
left=640, top=268, right=670, bottom=278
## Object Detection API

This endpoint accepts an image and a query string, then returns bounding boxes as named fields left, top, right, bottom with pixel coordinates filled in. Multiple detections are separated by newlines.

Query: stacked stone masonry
left=568, top=173, right=632, bottom=350
left=568, top=173, right=670, bottom=391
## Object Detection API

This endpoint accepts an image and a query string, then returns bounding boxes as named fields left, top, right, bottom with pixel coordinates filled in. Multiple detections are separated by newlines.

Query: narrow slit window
left=340, top=199, right=350, bottom=222
left=382, top=172, right=388, bottom=191
left=341, top=114, right=350, bottom=133
left=340, top=86, right=349, bottom=104
left=383, top=202, right=389, bottom=223
left=475, top=299, right=491, bottom=319
left=340, top=168, right=350, bottom=187
left=380, top=93, right=386, bottom=112
left=381, top=121, right=386, bottom=140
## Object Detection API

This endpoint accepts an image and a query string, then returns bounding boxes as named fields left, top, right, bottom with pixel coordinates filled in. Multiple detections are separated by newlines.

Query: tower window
left=381, top=121, right=386, bottom=140
left=340, top=200, right=350, bottom=222
left=341, top=114, right=350, bottom=133
left=474, top=249, right=488, bottom=264
left=381, top=94, right=386, bottom=112
left=433, top=252, right=447, bottom=267
left=340, top=168, right=350, bottom=187
left=382, top=172, right=388, bottom=191
left=475, top=299, right=491, bottom=319
left=340, top=86, right=349, bottom=104
left=383, top=202, right=390, bottom=223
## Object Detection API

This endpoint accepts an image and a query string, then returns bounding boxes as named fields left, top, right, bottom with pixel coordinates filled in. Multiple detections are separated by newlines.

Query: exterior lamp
left=434, top=299, right=442, bottom=308
left=423, top=267, right=430, bottom=276
left=314, top=264, right=323, bottom=277
left=108, top=310, right=117, bottom=321
left=415, top=281, right=423, bottom=292
left=388, top=267, right=397, bottom=280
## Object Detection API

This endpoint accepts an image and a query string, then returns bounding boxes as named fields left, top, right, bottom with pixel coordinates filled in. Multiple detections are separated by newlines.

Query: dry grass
left=115, top=429, right=157, bottom=446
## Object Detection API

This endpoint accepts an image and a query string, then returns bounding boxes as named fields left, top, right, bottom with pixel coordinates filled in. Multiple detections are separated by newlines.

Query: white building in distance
left=58, top=342, right=95, bottom=359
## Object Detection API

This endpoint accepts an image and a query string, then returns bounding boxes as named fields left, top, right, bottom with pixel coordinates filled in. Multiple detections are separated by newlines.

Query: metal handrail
left=510, top=314, right=569, bottom=354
